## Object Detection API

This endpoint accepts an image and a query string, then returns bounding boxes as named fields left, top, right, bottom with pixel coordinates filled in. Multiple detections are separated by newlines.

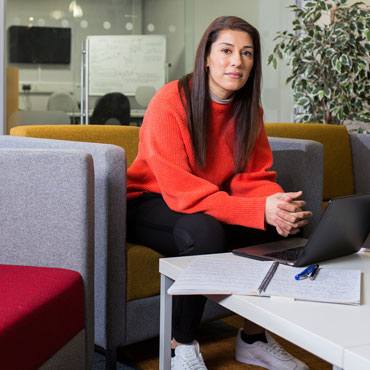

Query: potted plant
left=268, top=0, right=370, bottom=129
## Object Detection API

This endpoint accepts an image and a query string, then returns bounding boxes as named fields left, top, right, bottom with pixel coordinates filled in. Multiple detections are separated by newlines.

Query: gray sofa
left=1, top=134, right=323, bottom=370
left=0, top=147, right=94, bottom=370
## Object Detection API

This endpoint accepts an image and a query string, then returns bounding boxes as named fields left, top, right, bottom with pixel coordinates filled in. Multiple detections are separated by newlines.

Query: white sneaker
left=171, top=340, right=208, bottom=370
left=235, top=329, right=309, bottom=370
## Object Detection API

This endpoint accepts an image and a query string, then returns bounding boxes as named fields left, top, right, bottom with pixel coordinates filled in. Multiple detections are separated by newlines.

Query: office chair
left=47, top=91, right=79, bottom=113
left=90, top=92, right=131, bottom=125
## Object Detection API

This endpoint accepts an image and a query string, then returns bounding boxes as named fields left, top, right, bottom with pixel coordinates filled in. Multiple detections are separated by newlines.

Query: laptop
left=232, top=193, right=370, bottom=267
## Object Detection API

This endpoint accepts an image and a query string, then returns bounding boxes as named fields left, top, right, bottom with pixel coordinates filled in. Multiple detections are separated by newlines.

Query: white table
left=159, top=251, right=370, bottom=370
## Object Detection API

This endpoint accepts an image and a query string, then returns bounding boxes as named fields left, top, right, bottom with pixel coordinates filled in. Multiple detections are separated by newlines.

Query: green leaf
left=335, top=60, right=342, bottom=73
left=338, top=109, right=345, bottom=121
left=319, top=0, right=327, bottom=10
left=326, top=49, right=336, bottom=57
left=306, top=43, right=315, bottom=50
left=312, top=12, right=322, bottom=23
left=324, top=88, right=331, bottom=98
left=294, top=92, right=304, bottom=100
left=364, top=29, right=370, bottom=42
left=272, top=58, right=277, bottom=69
left=358, top=45, right=367, bottom=54
left=286, top=75, right=295, bottom=85
left=340, top=54, right=350, bottom=66
left=350, top=23, right=357, bottom=32
left=298, top=98, right=310, bottom=106
left=318, top=91, right=325, bottom=100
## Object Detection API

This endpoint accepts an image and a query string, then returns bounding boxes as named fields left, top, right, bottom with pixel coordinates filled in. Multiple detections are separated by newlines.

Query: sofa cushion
left=265, top=123, right=355, bottom=202
left=0, top=265, right=84, bottom=370
left=126, top=243, right=164, bottom=301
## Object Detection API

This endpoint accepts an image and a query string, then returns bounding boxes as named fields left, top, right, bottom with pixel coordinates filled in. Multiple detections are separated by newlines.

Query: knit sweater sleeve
left=134, top=89, right=280, bottom=230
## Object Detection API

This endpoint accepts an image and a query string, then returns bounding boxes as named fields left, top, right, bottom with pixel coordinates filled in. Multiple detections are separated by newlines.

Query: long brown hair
left=178, top=16, right=262, bottom=173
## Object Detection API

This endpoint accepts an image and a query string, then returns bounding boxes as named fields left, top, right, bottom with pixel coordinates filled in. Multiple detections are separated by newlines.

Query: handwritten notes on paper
left=167, top=257, right=274, bottom=295
left=265, top=264, right=361, bottom=304
left=167, top=256, right=361, bottom=305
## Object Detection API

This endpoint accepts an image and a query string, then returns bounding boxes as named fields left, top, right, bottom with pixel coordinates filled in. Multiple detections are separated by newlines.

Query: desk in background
left=66, top=109, right=146, bottom=126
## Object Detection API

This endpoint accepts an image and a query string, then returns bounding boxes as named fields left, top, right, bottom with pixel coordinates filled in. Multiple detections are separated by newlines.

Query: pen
left=295, top=264, right=317, bottom=280
left=258, top=261, right=279, bottom=294
left=309, top=265, right=320, bottom=280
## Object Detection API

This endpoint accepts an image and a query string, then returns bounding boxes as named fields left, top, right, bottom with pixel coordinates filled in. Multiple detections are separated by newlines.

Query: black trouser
left=127, top=192, right=281, bottom=343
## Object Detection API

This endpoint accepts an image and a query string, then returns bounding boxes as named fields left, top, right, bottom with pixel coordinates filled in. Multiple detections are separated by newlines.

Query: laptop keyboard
left=264, top=246, right=304, bottom=262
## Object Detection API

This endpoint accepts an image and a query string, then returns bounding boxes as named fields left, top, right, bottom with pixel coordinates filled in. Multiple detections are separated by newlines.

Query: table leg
left=159, top=274, right=173, bottom=370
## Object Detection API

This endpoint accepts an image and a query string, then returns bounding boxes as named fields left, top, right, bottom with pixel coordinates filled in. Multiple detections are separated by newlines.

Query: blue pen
left=295, top=264, right=317, bottom=280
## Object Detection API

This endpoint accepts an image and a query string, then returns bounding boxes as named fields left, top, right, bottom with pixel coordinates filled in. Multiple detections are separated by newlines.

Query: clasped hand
left=265, top=191, right=312, bottom=237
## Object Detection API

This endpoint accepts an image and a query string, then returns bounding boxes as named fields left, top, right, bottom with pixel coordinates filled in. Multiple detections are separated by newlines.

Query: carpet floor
left=93, top=315, right=332, bottom=369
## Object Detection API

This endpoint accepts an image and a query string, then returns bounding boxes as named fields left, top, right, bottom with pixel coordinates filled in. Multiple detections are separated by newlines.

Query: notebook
left=167, top=256, right=362, bottom=305
left=232, top=193, right=370, bottom=267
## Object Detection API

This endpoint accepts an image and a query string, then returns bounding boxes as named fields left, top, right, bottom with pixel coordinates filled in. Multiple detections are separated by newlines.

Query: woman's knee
left=173, top=213, right=226, bottom=256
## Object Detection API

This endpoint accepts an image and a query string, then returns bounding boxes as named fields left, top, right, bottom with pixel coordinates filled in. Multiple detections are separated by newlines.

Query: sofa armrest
left=0, top=148, right=94, bottom=369
left=268, top=137, right=324, bottom=237
left=350, top=133, right=370, bottom=194
left=0, top=135, right=126, bottom=350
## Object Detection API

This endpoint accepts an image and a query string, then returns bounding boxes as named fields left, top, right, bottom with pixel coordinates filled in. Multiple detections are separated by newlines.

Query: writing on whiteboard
left=87, top=35, right=166, bottom=96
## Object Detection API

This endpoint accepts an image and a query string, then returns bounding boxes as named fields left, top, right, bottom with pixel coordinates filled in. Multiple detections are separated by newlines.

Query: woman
left=127, top=16, right=310, bottom=370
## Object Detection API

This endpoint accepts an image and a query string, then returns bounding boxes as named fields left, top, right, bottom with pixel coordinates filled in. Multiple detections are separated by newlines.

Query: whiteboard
left=87, top=35, right=166, bottom=96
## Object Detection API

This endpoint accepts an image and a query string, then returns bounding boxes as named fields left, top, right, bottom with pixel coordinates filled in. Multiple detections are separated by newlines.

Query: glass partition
left=5, top=0, right=146, bottom=126
left=3, top=0, right=295, bottom=130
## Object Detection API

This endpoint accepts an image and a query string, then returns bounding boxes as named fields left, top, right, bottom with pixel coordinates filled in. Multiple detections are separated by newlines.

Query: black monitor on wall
left=8, top=25, right=71, bottom=64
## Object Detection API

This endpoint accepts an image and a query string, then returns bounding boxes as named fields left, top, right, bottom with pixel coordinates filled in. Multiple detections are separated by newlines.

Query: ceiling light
left=69, top=1, right=83, bottom=18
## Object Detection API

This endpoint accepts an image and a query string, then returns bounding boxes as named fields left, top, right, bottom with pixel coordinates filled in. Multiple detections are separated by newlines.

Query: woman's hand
left=265, top=191, right=312, bottom=237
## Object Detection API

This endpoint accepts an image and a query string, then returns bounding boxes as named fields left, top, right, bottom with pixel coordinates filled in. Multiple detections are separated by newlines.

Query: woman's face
left=206, top=29, right=254, bottom=100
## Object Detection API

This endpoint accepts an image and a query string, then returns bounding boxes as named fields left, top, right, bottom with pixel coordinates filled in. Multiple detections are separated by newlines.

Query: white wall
left=142, top=0, right=185, bottom=82
left=184, top=0, right=295, bottom=123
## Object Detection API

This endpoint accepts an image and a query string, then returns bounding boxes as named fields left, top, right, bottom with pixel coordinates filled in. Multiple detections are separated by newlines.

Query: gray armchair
left=350, top=133, right=370, bottom=195
left=4, top=129, right=324, bottom=370
left=269, top=137, right=323, bottom=236
left=0, top=147, right=94, bottom=370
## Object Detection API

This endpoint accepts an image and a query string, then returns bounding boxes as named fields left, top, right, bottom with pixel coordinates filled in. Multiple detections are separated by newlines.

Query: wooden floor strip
left=118, top=315, right=332, bottom=369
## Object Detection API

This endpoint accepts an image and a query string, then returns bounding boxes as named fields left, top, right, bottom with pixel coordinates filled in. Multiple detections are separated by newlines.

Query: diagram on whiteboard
left=87, top=35, right=166, bottom=96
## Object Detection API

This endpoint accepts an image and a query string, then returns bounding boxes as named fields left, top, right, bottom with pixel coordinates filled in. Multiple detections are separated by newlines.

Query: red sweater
left=127, top=80, right=283, bottom=230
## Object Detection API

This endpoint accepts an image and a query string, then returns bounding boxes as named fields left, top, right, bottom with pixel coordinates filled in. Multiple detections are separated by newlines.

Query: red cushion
left=0, top=264, right=85, bottom=370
